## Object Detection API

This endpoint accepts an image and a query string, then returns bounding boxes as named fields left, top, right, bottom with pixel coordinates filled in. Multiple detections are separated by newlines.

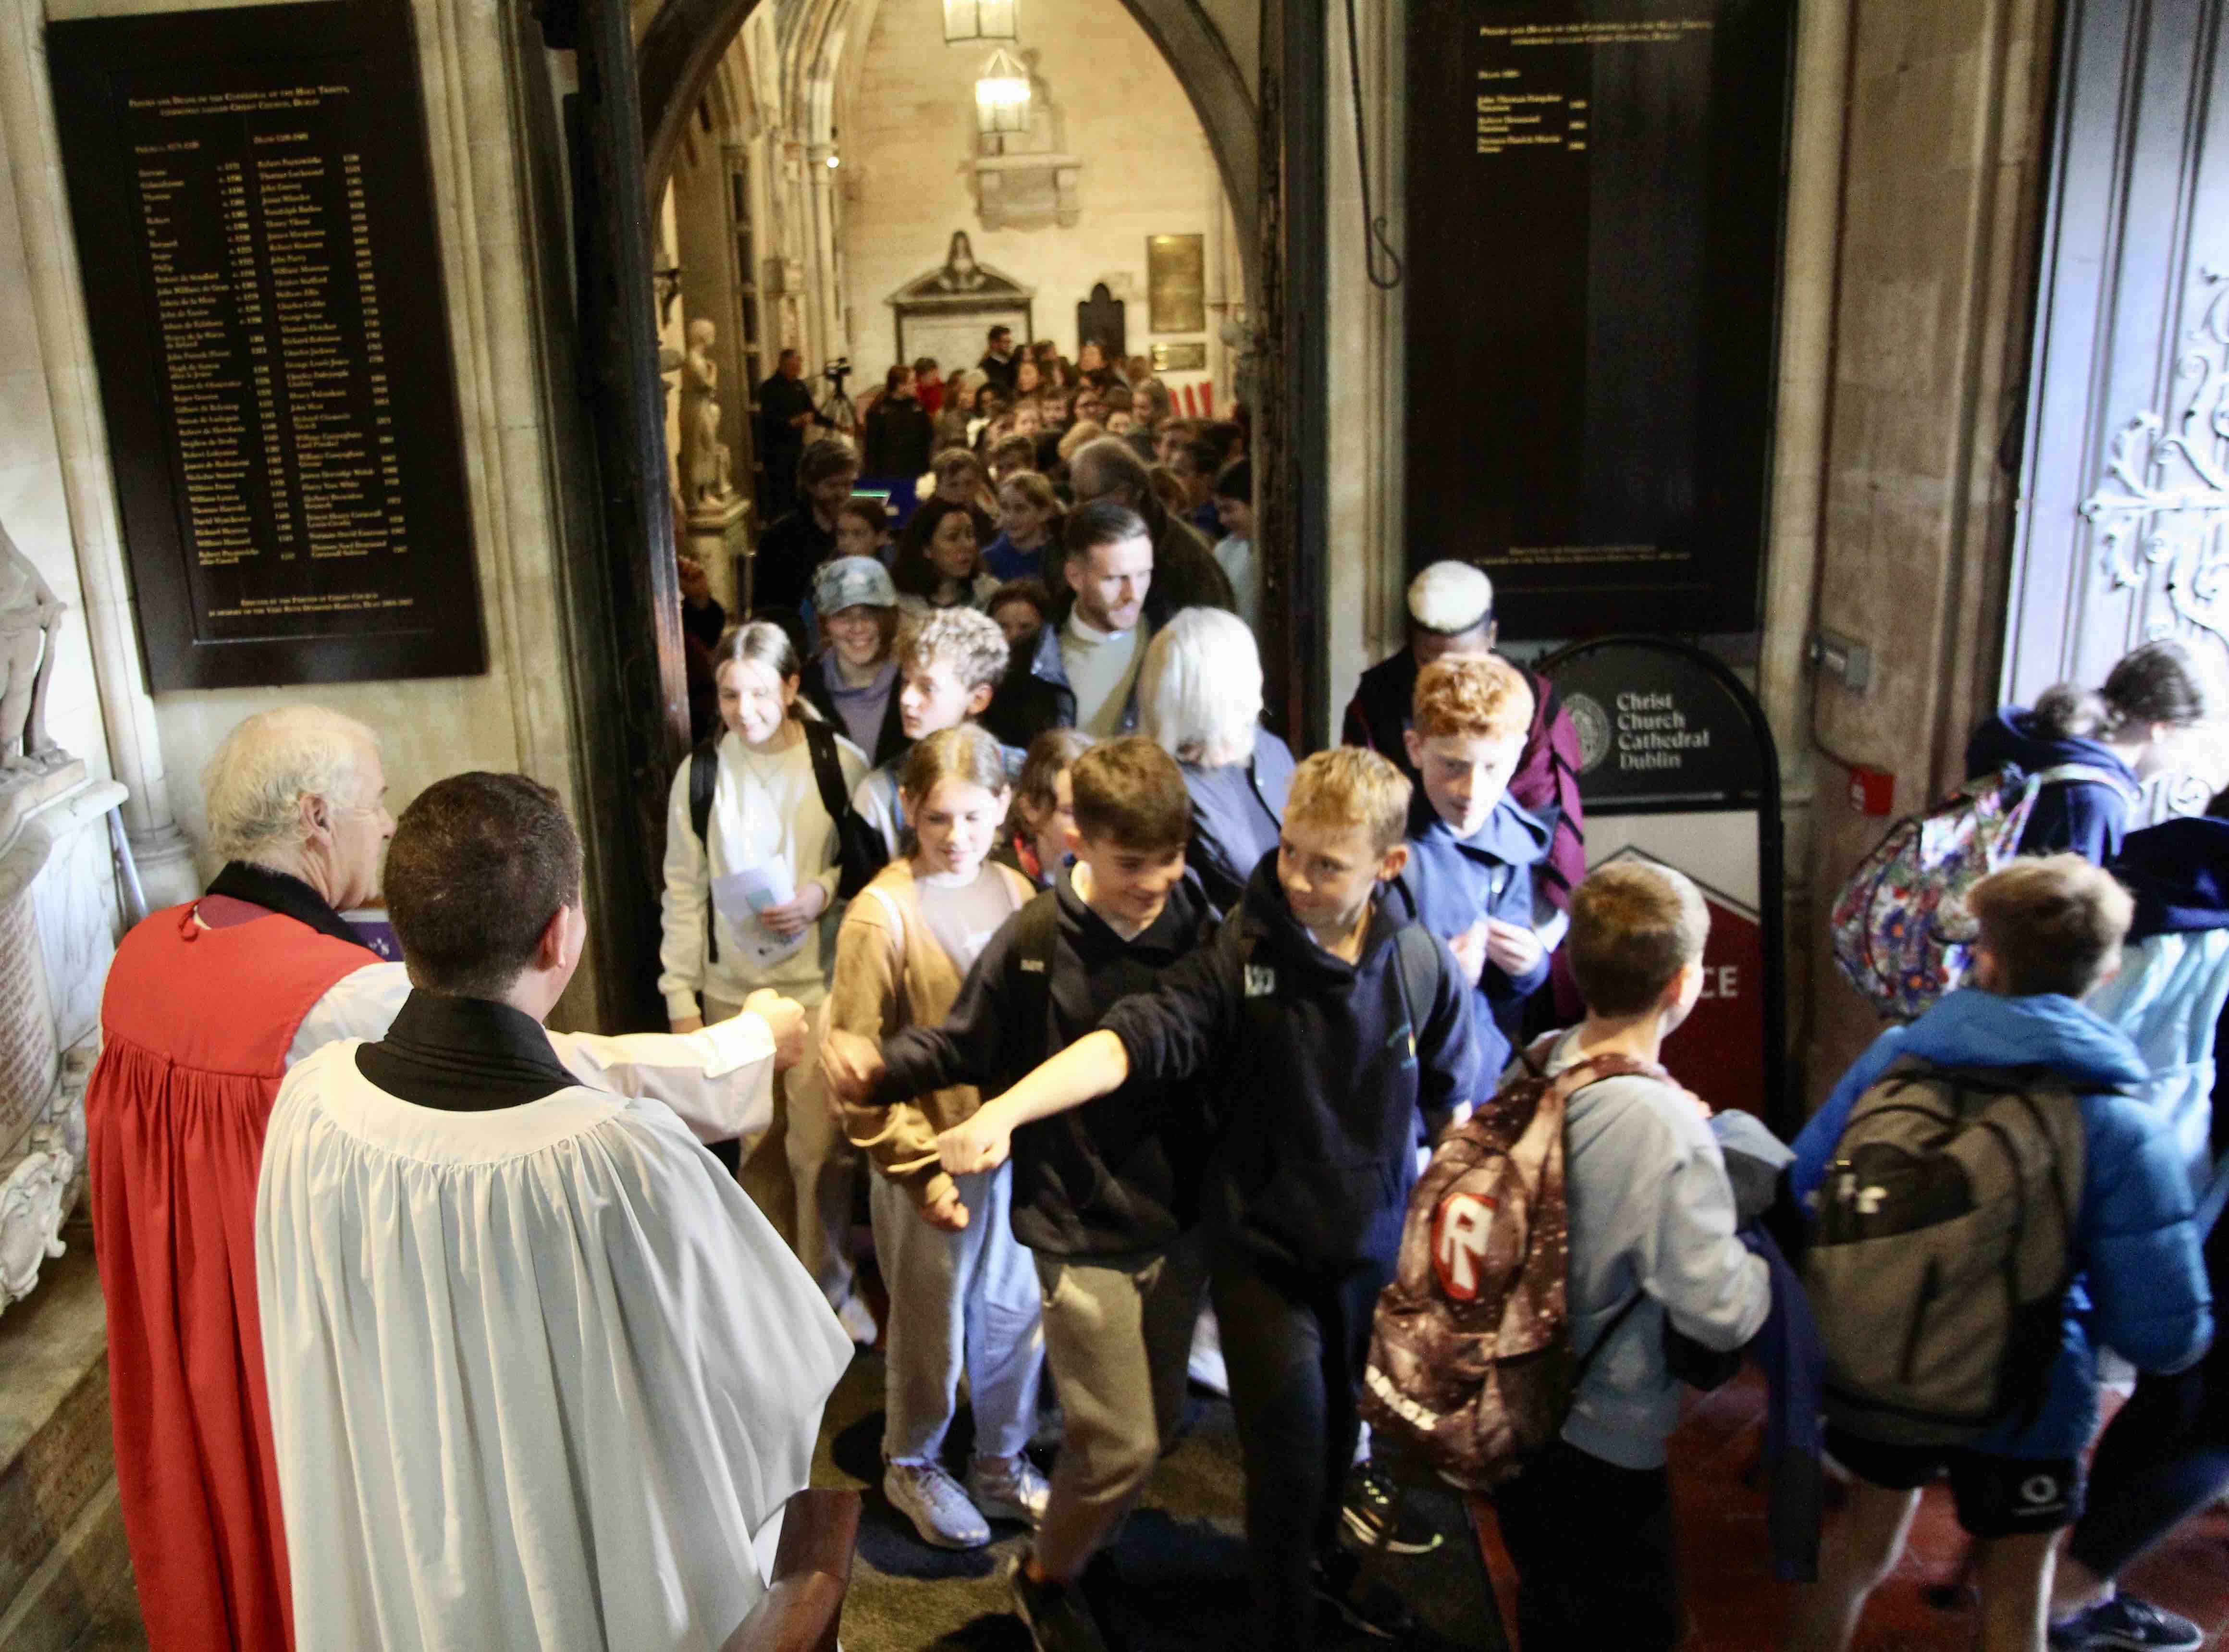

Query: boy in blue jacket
left=1784, top=855, right=2212, bottom=1652
left=935, top=747, right=1486, bottom=1652
left=1401, top=654, right=1554, bottom=1071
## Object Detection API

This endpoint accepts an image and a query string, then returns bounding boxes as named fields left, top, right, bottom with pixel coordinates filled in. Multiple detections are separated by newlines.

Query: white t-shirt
left=1062, top=613, right=1145, bottom=737
left=659, top=725, right=870, bottom=1021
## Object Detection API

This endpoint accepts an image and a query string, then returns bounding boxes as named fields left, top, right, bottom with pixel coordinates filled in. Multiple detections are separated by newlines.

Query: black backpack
left=686, top=720, right=886, bottom=962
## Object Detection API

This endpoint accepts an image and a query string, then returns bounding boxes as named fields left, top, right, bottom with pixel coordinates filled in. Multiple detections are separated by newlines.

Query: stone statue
left=934, top=230, right=988, bottom=293
left=0, top=520, right=65, bottom=785
left=680, top=318, right=733, bottom=505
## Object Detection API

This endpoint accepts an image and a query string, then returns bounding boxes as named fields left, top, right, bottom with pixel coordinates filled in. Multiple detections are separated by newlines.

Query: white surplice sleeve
left=285, top=962, right=412, bottom=1067
left=289, top=963, right=778, bottom=1146
left=547, top=1013, right=778, bottom=1147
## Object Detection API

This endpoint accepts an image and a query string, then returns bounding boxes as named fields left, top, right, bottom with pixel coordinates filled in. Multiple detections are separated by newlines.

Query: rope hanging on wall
left=1343, top=0, right=1403, bottom=291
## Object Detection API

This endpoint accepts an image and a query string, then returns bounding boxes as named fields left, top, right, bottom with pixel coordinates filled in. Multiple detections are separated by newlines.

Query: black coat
left=876, top=866, right=1219, bottom=1258
left=862, top=396, right=935, bottom=477
left=1103, top=856, right=1485, bottom=1270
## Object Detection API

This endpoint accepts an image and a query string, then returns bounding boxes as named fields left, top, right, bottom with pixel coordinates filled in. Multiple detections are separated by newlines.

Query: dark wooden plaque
left=1404, top=0, right=1791, bottom=640
left=49, top=1, right=484, bottom=690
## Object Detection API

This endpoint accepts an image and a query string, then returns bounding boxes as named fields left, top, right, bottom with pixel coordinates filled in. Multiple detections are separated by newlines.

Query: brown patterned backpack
left=1359, top=1034, right=1668, bottom=1490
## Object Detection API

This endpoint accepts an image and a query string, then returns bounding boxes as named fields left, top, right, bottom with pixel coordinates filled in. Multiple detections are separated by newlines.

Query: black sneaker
left=1341, top=1462, right=1443, bottom=1556
left=1008, top=1554, right=1113, bottom=1652
left=2050, top=1596, right=2204, bottom=1652
left=1310, top=1552, right=1417, bottom=1642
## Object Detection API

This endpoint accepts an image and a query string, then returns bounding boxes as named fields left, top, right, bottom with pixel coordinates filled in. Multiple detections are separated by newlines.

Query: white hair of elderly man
left=198, top=706, right=386, bottom=907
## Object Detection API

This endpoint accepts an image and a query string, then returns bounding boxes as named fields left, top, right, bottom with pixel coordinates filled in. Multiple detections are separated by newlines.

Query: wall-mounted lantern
left=973, top=46, right=1031, bottom=135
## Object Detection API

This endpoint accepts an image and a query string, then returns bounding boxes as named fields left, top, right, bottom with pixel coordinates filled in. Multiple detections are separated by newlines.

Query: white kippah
left=1406, top=561, right=1494, bottom=635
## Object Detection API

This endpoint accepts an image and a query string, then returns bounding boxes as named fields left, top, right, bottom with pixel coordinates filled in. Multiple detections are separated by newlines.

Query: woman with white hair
left=84, top=704, right=809, bottom=1652
left=1138, top=606, right=1294, bottom=914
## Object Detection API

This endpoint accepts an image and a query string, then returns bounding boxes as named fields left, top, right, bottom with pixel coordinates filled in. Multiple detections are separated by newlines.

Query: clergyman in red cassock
left=85, top=708, right=802, bottom=1651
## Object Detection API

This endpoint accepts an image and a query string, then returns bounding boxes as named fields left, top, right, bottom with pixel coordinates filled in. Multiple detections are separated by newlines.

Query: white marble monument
left=0, top=520, right=127, bottom=1318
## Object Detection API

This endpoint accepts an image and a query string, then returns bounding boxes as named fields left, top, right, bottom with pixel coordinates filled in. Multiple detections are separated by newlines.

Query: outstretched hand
left=740, top=990, right=808, bottom=1069
left=921, top=1187, right=971, bottom=1232
left=936, top=1108, right=1014, bottom=1176
left=820, top=1028, right=886, bottom=1106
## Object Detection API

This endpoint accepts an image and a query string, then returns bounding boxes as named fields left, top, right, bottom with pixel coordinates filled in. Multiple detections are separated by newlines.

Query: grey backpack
left=1804, top=1058, right=2086, bottom=1447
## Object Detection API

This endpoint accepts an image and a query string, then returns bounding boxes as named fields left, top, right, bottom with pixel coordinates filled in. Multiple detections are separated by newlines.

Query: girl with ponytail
left=1966, top=640, right=2213, bottom=860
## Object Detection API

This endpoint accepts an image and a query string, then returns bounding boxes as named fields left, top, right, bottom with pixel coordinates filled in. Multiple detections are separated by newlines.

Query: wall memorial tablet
left=49, top=0, right=484, bottom=690
left=1404, top=0, right=1792, bottom=639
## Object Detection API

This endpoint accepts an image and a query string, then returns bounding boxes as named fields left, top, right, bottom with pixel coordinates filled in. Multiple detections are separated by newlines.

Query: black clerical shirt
left=354, top=991, right=573, bottom=1111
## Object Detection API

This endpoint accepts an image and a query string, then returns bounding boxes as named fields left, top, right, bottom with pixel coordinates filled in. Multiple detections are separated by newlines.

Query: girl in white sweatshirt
left=661, top=620, right=872, bottom=1334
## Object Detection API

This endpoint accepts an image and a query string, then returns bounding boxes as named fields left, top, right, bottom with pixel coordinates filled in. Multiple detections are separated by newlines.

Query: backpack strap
left=802, top=717, right=888, bottom=900
left=1389, top=924, right=1442, bottom=1065
left=689, top=738, right=721, bottom=967
left=2031, top=762, right=2139, bottom=804
left=1006, top=890, right=1062, bottom=1080
left=800, top=717, right=852, bottom=828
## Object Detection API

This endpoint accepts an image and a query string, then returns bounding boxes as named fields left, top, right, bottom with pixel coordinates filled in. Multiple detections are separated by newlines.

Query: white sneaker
left=967, top=1453, right=1050, bottom=1527
left=884, top=1461, right=990, bottom=1549
left=835, top=1293, right=879, bottom=1346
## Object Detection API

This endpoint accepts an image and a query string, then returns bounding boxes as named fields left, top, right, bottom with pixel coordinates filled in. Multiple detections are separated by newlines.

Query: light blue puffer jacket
left=1793, top=989, right=2213, bottom=1457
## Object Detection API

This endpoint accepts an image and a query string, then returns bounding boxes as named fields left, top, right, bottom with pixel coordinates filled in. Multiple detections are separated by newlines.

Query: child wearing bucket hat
left=801, top=557, right=907, bottom=767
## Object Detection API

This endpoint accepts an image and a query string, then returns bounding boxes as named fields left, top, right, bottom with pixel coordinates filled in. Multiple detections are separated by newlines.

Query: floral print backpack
left=1830, top=764, right=2126, bottom=1020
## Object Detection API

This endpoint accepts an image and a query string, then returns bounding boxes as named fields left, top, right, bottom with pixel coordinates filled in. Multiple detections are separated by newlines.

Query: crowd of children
left=661, top=490, right=2228, bottom=1652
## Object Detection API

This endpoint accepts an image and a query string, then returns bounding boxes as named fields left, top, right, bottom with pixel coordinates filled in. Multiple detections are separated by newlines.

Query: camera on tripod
left=822, top=358, right=850, bottom=387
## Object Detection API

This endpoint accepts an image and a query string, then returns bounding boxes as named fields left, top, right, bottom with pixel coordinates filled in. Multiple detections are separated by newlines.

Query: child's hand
left=922, top=1187, right=971, bottom=1232
left=1447, top=923, right=1490, bottom=987
left=740, top=989, right=808, bottom=1068
left=1484, top=919, right=1544, bottom=979
left=758, top=882, right=830, bottom=938
left=937, top=1110, right=1014, bottom=1175
left=820, top=1028, right=885, bottom=1103
left=669, top=1014, right=705, bottom=1036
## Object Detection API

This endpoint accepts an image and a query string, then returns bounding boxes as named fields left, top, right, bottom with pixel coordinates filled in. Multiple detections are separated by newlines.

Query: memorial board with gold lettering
left=1405, top=0, right=1790, bottom=639
left=49, top=1, right=484, bottom=689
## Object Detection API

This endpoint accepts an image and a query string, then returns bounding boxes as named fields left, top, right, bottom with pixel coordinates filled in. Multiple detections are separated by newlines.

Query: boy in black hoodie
left=937, top=746, right=1487, bottom=1652
left=822, top=737, right=1216, bottom=1652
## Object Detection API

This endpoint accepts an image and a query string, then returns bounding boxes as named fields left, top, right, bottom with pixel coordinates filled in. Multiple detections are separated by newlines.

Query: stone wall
left=835, top=0, right=1240, bottom=401
left=0, top=0, right=606, bottom=1014
left=1801, top=0, right=2058, bottom=1099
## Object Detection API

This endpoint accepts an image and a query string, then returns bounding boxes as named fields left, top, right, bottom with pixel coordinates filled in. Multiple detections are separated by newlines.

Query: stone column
left=806, top=142, right=842, bottom=377
left=0, top=0, right=198, bottom=909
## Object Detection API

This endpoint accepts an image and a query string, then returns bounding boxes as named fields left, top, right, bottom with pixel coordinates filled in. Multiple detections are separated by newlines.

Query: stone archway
left=637, top=0, right=1260, bottom=297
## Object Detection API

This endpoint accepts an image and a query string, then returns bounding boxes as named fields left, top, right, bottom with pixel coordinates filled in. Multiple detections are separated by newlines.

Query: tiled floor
left=1470, top=1371, right=2229, bottom=1650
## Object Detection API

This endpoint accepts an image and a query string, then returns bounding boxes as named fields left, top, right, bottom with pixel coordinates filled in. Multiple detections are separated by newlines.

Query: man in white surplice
left=257, top=772, right=853, bottom=1652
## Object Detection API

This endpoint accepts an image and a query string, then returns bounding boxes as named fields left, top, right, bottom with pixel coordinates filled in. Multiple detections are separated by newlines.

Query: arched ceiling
left=639, top=0, right=1258, bottom=275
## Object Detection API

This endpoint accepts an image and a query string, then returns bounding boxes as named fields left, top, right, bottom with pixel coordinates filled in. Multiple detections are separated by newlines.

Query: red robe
left=87, top=901, right=370, bottom=1652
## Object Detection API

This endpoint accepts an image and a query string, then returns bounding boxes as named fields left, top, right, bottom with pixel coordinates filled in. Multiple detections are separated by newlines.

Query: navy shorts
left=1824, top=1427, right=2083, bottom=1537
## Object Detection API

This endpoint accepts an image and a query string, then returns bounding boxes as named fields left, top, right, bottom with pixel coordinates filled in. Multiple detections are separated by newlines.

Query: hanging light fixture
left=973, top=45, right=1030, bottom=135
left=942, top=0, right=1017, bottom=45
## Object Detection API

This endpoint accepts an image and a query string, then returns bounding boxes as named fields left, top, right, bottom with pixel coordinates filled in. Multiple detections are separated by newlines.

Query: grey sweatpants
left=1031, top=1228, right=1209, bottom=1581
left=870, top=1164, right=1044, bottom=1466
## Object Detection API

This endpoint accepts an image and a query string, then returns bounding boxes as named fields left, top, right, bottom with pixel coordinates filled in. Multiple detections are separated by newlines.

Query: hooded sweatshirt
left=1101, top=854, right=1487, bottom=1271
left=1342, top=651, right=1589, bottom=907
left=1534, top=1028, right=1770, bottom=1469
left=1404, top=794, right=1554, bottom=1070
left=871, top=863, right=1218, bottom=1258
left=1792, top=989, right=2212, bottom=1456
left=2095, top=815, right=2229, bottom=1204
left=1965, top=705, right=2142, bottom=862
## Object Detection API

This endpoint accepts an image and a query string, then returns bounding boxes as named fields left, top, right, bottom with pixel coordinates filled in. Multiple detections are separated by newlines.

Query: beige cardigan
left=829, top=858, right=1033, bottom=1211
